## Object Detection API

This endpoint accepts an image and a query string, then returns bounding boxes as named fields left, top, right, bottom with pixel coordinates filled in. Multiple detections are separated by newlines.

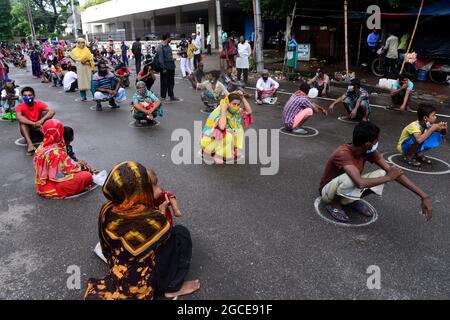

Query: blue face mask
left=366, top=142, right=379, bottom=154
left=23, top=96, right=34, bottom=104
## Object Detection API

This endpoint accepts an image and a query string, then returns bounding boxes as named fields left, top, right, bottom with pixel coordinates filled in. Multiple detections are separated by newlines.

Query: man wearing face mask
left=158, top=33, right=180, bottom=101
left=328, top=78, right=370, bottom=121
left=16, top=87, right=55, bottom=155
left=255, top=70, right=279, bottom=105
left=319, top=121, right=433, bottom=223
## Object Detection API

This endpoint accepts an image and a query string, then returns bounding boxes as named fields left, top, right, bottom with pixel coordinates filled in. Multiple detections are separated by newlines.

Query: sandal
left=344, top=201, right=373, bottom=217
left=27, top=148, right=36, bottom=156
left=325, top=205, right=350, bottom=223
left=403, top=156, right=421, bottom=167
left=417, top=156, right=432, bottom=165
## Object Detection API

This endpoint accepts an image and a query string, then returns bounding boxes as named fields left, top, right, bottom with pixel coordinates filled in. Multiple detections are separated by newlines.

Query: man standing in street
left=236, top=36, right=251, bottom=86
left=383, top=31, right=399, bottom=78
left=192, top=33, right=202, bottom=70
left=158, top=33, right=180, bottom=101
left=131, top=37, right=142, bottom=74
left=177, top=34, right=191, bottom=78
left=206, top=32, right=212, bottom=56
left=366, top=29, right=380, bottom=67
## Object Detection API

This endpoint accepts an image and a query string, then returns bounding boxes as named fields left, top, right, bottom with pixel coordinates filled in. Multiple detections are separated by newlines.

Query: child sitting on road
left=64, top=126, right=98, bottom=174
left=397, top=104, right=447, bottom=167
left=1, top=82, right=21, bottom=120
left=147, top=169, right=182, bottom=227
left=51, top=62, right=64, bottom=87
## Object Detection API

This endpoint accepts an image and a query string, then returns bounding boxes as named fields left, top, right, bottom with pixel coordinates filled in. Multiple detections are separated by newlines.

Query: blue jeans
left=343, top=97, right=371, bottom=120
left=401, top=132, right=443, bottom=155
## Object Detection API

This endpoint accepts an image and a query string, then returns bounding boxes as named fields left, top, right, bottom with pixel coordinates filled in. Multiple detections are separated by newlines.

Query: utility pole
left=344, top=0, right=349, bottom=77
left=26, top=0, right=36, bottom=43
left=253, top=0, right=264, bottom=72
left=215, top=0, right=223, bottom=51
left=71, top=0, right=78, bottom=41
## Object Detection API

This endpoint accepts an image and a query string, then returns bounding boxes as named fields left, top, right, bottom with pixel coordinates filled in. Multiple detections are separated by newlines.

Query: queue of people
left=1, top=30, right=447, bottom=300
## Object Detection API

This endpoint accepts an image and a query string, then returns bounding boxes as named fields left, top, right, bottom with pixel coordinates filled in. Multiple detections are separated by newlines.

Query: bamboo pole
left=400, top=0, right=425, bottom=73
left=344, top=0, right=349, bottom=77
left=356, top=22, right=363, bottom=66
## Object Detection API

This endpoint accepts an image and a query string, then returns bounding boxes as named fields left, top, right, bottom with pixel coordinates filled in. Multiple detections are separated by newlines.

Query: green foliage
left=10, top=0, right=78, bottom=38
left=0, top=0, right=13, bottom=41
left=80, top=0, right=109, bottom=11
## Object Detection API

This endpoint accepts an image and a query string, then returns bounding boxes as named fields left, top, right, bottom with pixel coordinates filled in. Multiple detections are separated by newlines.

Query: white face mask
left=366, top=142, right=379, bottom=154
left=426, top=121, right=432, bottom=129
left=348, top=85, right=354, bottom=91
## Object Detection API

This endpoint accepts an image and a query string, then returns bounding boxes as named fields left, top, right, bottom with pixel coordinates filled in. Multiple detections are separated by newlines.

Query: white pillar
left=150, top=11, right=155, bottom=34
left=208, top=0, right=217, bottom=49
left=131, top=14, right=136, bottom=40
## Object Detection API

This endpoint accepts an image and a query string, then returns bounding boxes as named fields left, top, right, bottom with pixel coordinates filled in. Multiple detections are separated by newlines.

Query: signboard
left=298, top=43, right=311, bottom=61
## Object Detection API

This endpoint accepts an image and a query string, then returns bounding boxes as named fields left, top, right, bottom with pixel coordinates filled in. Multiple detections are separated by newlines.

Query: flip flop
left=27, top=148, right=36, bottom=156
left=325, top=205, right=350, bottom=223
left=344, top=201, right=373, bottom=217
left=293, top=128, right=308, bottom=134
left=403, top=156, right=421, bottom=167
left=417, top=156, right=432, bottom=165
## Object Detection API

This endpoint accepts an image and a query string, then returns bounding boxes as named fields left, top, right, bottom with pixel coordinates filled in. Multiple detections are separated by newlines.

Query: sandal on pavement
left=344, top=201, right=373, bottom=217
left=417, top=156, right=432, bottom=165
left=325, top=205, right=350, bottom=223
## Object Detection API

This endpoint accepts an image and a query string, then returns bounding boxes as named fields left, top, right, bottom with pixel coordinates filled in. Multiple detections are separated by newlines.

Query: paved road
left=0, top=63, right=449, bottom=300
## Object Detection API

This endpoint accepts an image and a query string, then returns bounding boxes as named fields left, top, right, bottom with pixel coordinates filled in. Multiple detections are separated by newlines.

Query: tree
left=10, top=0, right=78, bottom=38
left=0, top=0, right=13, bottom=41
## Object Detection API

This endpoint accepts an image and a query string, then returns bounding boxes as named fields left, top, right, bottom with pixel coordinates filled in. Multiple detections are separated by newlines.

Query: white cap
left=308, top=88, right=319, bottom=99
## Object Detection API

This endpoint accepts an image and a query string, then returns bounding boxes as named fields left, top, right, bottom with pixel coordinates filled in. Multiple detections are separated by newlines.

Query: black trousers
left=67, top=79, right=78, bottom=92
left=207, top=44, right=211, bottom=55
left=237, top=68, right=249, bottom=84
left=385, top=58, right=398, bottom=78
left=160, top=69, right=175, bottom=98
left=135, top=55, right=142, bottom=74
left=194, top=54, right=201, bottom=69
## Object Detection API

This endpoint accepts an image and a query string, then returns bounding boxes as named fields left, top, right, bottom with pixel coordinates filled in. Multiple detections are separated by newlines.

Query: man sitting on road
left=255, top=69, right=279, bottom=105
left=319, top=121, right=432, bottom=223
left=114, top=63, right=131, bottom=88
left=93, top=61, right=126, bottom=111
left=16, top=87, right=55, bottom=155
left=390, top=73, right=413, bottom=112
left=328, top=78, right=371, bottom=122
left=63, top=66, right=78, bottom=92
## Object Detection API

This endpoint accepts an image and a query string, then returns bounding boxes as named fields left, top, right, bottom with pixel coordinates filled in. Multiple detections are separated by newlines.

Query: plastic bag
left=93, top=170, right=107, bottom=186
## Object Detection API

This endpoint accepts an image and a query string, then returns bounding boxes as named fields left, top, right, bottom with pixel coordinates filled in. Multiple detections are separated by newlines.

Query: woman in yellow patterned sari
left=84, top=161, right=200, bottom=300
left=200, top=91, right=252, bottom=164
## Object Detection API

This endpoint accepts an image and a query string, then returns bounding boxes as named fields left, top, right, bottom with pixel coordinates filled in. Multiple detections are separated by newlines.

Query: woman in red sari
left=33, top=119, right=93, bottom=199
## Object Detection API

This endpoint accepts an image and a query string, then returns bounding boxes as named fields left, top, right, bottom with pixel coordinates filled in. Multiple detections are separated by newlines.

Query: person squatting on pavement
left=319, top=121, right=432, bottom=223
left=93, top=61, right=126, bottom=111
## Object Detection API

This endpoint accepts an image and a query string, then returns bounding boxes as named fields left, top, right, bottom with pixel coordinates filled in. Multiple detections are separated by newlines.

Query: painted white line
left=128, top=120, right=160, bottom=128
left=279, top=126, right=319, bottom=138
left=314, top=197, right=379, bottom=228
left=386, top=153, right=450, bottom=175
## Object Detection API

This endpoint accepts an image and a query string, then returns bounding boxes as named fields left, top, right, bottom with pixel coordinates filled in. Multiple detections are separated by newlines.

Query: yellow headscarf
left=70, top=38, right=94, bottom=71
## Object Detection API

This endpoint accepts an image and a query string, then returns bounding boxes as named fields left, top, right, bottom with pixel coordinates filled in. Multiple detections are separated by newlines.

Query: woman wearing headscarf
left=30, top=44, right=42, bottom=78
left=44, top=42, right=53, bottom=62
left=132, top=81, right=163, bottom=127
left=33, top=119, right=93, bottom=199
left=84, top=161, right=200, bottom=300
left=70, top=38, right=94, bottom=101
left=201, top=91, right=252, bottom=164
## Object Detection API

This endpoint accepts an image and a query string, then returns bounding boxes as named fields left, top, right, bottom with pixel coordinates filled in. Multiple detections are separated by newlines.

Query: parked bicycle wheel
left=371, top=58, right=384, bottom=77
left=402, top=63, right=417, bottom=81
left=429, top=65, right=450, bottom=84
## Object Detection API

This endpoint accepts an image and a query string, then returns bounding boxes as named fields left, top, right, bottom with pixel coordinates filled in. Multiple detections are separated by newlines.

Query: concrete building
left=80, top=0, right=250, bottom=49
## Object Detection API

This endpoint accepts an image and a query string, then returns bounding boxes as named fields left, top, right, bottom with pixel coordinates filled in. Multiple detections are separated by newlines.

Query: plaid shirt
left=282, top=92, right=314, bottom=129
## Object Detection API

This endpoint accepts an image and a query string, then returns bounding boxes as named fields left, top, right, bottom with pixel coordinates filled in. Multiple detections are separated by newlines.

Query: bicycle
left=371, top=51, right=416, bottom=79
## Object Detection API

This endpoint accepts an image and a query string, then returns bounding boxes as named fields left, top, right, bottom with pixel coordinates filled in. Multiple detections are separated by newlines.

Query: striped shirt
left=92, top=72, right=117, bottom=91
left=282, top=92, right=314, bottom=129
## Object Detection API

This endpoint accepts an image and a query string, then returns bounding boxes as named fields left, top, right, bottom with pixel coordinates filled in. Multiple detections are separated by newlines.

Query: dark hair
left=98, top=61, right=107, bottom=68
left=209, top=70, right=221, bottom=80
left=21, top=86, right=35, bottom=96
left=228, top=93, right=241, bottom=102
left=398, top=73, right=408, bottom=82
left=162, top=33, right=171, bottom=41
left=299, top=82, right=310, bottom=94
left=351, top=78, right=361, bottom=89
left=70, top=65, right=77, bottom=72
left=417, top=104, right=436, bottom=120
left=119, top=63, right=126, bottom=68
left=352, top=122, right=380, bottom=146
left=136, top=37, right=141, bottom=42
left=64, top=126, right=74, bottom=142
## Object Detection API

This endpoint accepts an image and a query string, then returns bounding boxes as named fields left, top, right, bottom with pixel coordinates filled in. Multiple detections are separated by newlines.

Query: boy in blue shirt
left=391, top=74, right=414, bottom=112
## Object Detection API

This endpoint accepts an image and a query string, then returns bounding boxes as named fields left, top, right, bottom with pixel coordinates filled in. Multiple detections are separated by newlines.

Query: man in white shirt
left=383, top=31, right=399, bottom=78
left=236, top=36, right=252, bottom=85
left=206, top=32, right=212, bottom=56
left=192, top=33, right=202, bottom=70
left=256, top=70, right=279, bottom=105
left=63, top=66, right=78, bottom=92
